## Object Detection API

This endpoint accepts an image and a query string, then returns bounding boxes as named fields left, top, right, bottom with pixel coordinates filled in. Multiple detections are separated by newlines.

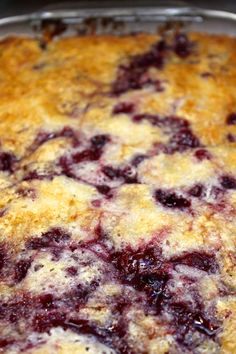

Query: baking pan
left=0, top=4, right=235, bottom=39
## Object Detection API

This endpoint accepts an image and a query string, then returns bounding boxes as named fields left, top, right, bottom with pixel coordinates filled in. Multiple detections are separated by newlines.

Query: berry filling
left=16, top=187, right=36, bottom=199
left=30, top=127, right=80, bottom=154
left=226, top=112, right=236, bottom=125
left=173, top=34, right=194, bottom=58
left=26, top=228, right=71, bottom=250
left=111, top=39, right=167, bottom=95
left=0, top=227, right=221, bottom=352
left=14, top=259, right=32, bottom=283
left=132, top=114, right=188, bottom=130
left=96, top=184, right=112, bottom=197
left=58, top=134, right=110, bottom=182
left=227, top=133, right=236, bottom=142
left=131, top=154, right=147, bottom=167
left=168, top=127, right=201, bottom=152
left=194, top=148, right=211, bottom=161
left=111, top=34, right=193, bottom=96
left=188, top=184, right=205, bottom=198
left=112, top=102, right=135, bottom=115
left=220, top=175, right=236, bottom=189
left=102, top=165, right=138, bottom=184
left=132, top=113, right=201, bottom=153
left=154, top=189, right=191, bottom=209
left=0, top=242, right=8, bottom=275
left=171, top=251, right=218, bottom=273
left=23, top=170, right=58, bottom=182
left=0, top=152, right=17, bottom=173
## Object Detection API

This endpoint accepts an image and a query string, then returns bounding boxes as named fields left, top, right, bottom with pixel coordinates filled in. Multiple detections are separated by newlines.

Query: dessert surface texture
left=0, top=25, right=236, bottom=353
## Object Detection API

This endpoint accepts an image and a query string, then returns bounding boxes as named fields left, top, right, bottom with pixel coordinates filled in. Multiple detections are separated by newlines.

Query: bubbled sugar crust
left=0, top=30, right=236, bottom=354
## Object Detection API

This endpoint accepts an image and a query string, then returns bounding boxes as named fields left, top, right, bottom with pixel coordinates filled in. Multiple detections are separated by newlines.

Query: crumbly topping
left=0, top=31, right=236, bottom=353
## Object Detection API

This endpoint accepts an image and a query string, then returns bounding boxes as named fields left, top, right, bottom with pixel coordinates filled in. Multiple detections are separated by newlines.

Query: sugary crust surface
left=0, top=29, right=236, bottom=354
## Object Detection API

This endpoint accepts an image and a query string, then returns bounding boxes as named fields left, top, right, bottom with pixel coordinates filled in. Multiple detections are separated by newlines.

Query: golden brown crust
left=0, top=31, right=236, bottom=353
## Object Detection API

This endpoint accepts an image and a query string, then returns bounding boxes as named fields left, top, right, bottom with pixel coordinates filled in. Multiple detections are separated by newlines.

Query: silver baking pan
left=0, top=3, right=236, bottom=39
